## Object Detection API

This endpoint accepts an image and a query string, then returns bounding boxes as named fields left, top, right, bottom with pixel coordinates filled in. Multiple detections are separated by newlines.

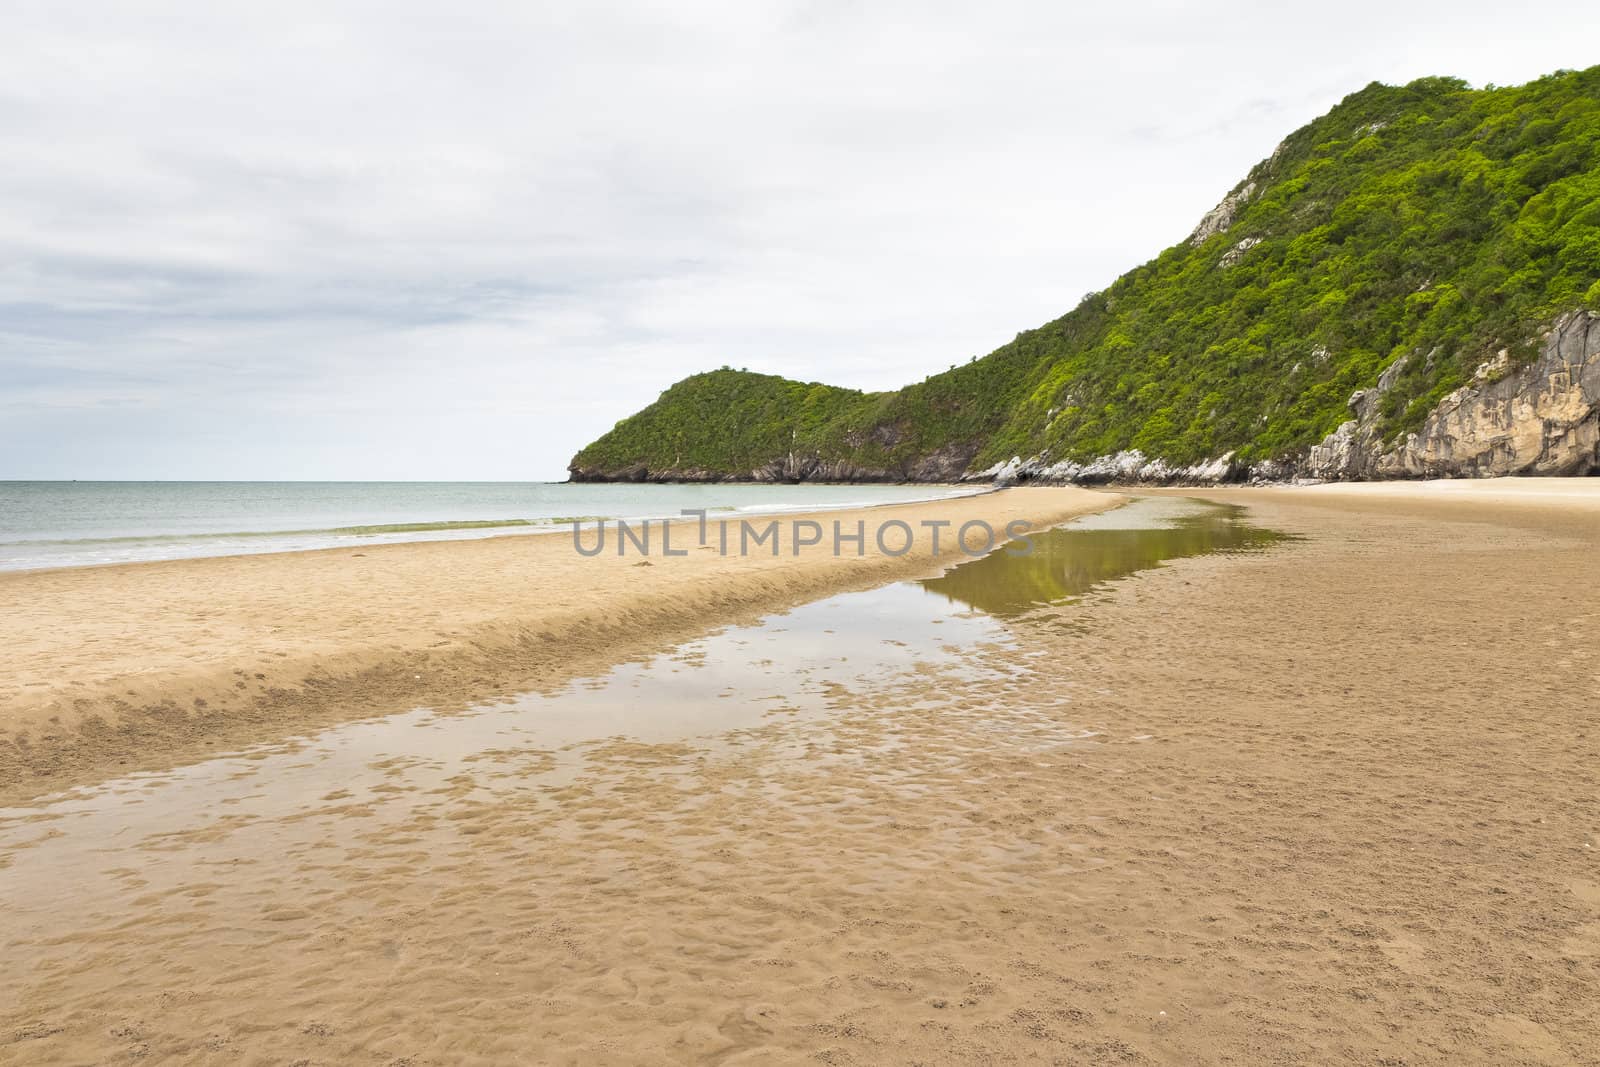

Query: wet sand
left=0, top=487, right=1115, bottom=804
left=3, top=481, right=1599, bottom=1065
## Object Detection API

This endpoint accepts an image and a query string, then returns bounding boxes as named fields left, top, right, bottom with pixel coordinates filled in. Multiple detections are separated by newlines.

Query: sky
left=3, top=1, right=1598, bottom=480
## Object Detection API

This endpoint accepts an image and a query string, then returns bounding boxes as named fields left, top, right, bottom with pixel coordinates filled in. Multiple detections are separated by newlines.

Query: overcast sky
left=3, top=1, right=1597, bottom=480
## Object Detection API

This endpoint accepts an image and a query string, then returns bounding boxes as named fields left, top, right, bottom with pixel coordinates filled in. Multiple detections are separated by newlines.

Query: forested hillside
left=571, top=67, right=1600, bottom=483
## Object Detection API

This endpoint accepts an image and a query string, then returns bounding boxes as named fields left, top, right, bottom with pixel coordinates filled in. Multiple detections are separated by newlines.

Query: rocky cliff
left=1302, top=311, right=1599, bottom=479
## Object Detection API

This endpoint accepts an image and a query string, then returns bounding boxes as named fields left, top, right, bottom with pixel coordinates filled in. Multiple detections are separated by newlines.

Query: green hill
left=570, top=67, right=1600, bottom=483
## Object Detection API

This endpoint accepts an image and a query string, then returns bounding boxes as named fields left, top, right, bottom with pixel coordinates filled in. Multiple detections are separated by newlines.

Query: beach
left=3, top=480, right=1599, bottom=1065
left=0, top=486, right=1112, bottom=803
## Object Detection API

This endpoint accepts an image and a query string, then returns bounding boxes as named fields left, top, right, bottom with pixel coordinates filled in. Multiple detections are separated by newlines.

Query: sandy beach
left=0, top=487, right=1115, bottom=804
left=3, top=480, right=1599, bottom=1065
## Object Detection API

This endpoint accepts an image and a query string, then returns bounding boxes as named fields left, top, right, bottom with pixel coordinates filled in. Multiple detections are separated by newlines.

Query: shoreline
left=0, top=481, right=994, bottom=575
left=574, top=469, right=1600, bottom=489
left=0, top=486, right=1116, bottom=805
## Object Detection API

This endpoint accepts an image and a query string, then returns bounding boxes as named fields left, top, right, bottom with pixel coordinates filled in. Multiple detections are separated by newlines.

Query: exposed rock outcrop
left=968, top=450, right=1243, bottom=487
left=1189, top=181, right=1257, bottom=244
left=1302, top=311, right=1600, bottom=479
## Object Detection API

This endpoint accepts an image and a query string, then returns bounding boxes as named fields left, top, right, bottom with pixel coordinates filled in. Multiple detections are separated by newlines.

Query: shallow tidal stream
left=0, top=496, right=1286, bottom=943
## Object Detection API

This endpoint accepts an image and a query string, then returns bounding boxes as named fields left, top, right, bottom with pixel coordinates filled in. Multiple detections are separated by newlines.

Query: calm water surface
left=921, top=496, right=1290, bottom=615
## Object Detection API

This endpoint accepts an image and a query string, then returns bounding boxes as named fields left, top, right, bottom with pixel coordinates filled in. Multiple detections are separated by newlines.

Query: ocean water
left=0, top=481, right=980, bottom=572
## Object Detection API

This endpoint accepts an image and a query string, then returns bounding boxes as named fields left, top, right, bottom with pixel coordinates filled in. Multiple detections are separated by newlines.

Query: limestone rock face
left=1189, top=181, right=1257, bottom=244
left=1303, top=311, right=1600, bottom=479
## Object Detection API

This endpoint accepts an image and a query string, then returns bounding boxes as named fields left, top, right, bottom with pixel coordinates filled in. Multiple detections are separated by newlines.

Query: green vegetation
left=571, top=370, right=868, bottom=475
left=572, top=67, right=1600, bottom=479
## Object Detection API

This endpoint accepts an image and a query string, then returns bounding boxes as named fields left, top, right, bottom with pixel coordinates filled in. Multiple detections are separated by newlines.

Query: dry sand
left=3, top=480, right=1599, bottom=1065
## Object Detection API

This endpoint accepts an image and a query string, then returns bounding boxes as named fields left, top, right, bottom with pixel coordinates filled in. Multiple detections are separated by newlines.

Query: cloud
left=3, top=0, right=1598, bottom=478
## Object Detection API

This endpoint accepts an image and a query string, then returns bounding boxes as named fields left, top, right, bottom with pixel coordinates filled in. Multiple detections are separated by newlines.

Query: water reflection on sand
left=920, top=496, right=1290, bottom=616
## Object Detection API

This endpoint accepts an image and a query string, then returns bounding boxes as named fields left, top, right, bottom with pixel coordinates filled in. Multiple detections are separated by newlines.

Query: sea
left=0, top=481, right=981, bottom=572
